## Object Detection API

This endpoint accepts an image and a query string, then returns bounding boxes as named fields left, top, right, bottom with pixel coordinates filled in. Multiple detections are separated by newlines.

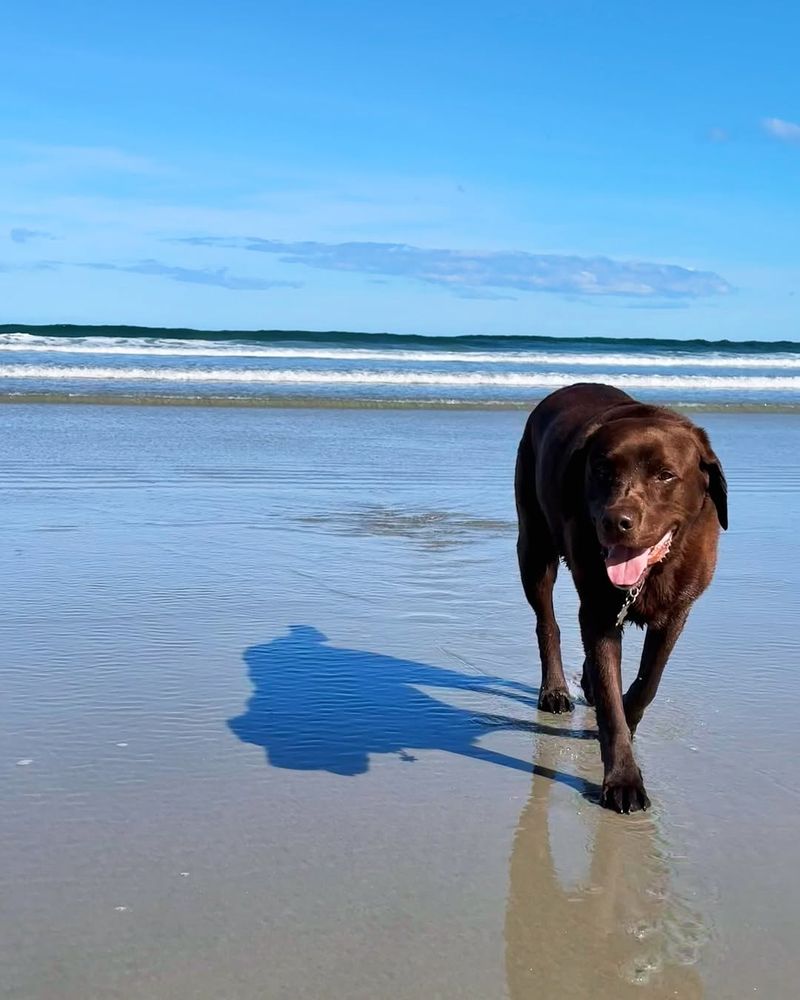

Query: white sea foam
left=1, top=363, right=797, bottom=391
left=0, top=333, right=796, bottom=370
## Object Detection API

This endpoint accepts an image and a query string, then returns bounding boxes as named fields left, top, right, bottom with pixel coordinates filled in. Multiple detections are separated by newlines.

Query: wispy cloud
left=79, top=259, right=301, bottom=291
left=173, top=236, right=730, bottom=299
left=761, top=117, right=800, bottom=143
left=1, top=256, right=300, bottom=290
left=0, top=258, right=59, bottom=272
left=3, top=141, right=163, bottom=175
left=10, top=227, right=54, bottom=244
left=452, top=287, right=517, bottom=301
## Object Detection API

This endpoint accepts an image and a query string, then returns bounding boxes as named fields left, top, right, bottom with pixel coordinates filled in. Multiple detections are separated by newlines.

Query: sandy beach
left=1, top=402, right=799, bottom=999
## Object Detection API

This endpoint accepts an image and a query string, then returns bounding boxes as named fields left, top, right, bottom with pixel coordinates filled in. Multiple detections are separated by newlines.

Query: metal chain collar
left=615, top=581, right=643, bottom=628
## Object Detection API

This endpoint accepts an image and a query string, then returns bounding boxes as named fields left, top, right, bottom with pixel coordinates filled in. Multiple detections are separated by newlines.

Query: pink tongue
left=605, top=545, right=651, bottom=587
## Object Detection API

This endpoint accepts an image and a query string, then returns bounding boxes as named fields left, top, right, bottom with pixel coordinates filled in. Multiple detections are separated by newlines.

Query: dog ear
left=695, top=427, right=728, bottom=530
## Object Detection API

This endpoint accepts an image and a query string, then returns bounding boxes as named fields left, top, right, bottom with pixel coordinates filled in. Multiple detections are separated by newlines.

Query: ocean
left=1, top=324, right=799, bottom=409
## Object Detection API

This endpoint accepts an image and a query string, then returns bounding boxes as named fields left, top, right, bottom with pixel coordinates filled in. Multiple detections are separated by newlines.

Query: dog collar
left=615, top=581, right=644, bottom=628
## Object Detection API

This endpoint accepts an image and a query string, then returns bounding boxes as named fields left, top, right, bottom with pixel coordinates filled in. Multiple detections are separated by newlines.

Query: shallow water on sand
left=0, top=404, right=798, bottom=999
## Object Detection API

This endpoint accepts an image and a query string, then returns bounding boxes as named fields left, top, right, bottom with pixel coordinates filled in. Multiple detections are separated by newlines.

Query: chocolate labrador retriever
left=515, top=383, right=727, bottom=812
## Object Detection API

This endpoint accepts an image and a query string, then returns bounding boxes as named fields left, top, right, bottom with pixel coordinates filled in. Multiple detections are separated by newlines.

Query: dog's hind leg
left=515, top=438, right=573, bottom=714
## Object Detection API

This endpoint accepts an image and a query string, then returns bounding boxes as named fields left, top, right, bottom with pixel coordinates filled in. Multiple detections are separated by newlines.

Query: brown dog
left=515, top=383, right=727, bottom=812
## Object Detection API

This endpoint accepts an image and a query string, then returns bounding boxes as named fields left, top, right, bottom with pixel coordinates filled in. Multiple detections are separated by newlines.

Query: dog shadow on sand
left=228, top=626, right=706, bottom=994
left=227, top=624, right=598, bottom=794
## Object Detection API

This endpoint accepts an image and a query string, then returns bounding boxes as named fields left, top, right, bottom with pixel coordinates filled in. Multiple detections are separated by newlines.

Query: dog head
left=580, top=415, right=727, bottom=589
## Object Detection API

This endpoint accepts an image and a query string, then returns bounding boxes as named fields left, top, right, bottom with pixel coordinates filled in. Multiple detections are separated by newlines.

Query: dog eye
left=594, top=464, right=614, bottom=482
left=656, top=469, right=677, bottom=483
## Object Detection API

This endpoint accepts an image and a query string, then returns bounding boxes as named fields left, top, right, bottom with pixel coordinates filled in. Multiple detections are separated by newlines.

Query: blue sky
left=2, top=0, right=799, bottom=340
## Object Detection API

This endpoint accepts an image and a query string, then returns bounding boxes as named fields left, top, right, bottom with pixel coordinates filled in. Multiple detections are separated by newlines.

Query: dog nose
left=602, top=511, right=636, bottom=536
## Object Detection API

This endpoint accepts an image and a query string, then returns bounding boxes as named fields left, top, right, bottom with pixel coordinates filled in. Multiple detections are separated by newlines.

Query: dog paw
left=537, top=687, right=574, bottom=714
left=601, top=766, right=650, bottom=814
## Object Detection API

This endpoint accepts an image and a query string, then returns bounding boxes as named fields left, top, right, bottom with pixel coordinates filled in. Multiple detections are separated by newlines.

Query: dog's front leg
left=580, top=608, right=650, bottom=813
left=624, top=608, right=690, bottom=737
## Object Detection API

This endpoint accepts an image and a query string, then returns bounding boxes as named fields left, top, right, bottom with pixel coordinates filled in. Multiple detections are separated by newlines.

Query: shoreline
left=1, top=391, right=799, bottom=414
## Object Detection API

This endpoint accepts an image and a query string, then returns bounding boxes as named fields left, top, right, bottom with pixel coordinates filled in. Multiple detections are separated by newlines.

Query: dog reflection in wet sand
left=505, top=737, right=706, bottom=999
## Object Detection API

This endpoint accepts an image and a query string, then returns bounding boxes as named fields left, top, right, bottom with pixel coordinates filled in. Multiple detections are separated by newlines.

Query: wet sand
left=1, top=404, right=798, bottom=999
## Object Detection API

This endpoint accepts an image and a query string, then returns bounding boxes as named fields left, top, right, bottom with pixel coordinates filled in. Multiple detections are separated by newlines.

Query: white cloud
left=174, top=236, right=731, bottom=300
left=762, top=117, right=800, bottom=143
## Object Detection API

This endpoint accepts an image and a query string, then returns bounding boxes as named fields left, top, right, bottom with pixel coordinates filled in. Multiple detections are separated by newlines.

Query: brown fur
left=515, top=383, right=727, bottom=812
